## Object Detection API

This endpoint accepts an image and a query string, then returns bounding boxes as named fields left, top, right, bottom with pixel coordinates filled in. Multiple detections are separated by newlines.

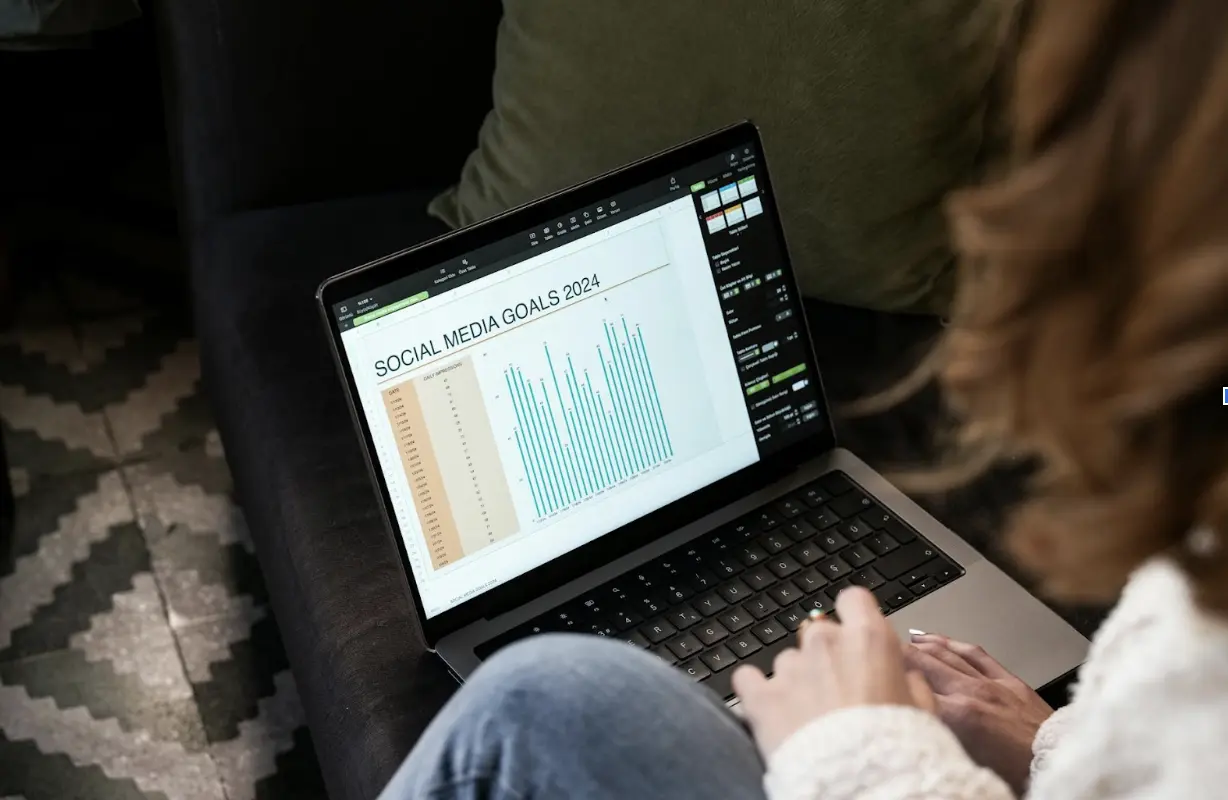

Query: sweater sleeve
left=764, top=706, right=1016, bottom=800
left=1029, top=704, right=1077, bottom=785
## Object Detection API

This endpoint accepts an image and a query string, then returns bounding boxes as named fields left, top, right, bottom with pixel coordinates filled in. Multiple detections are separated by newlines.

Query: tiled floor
left=0, top=261, right=326, bottom=800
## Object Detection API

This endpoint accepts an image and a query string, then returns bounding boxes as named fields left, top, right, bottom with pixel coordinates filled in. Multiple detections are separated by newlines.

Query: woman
left=381, top=1, right=1228, bottom=797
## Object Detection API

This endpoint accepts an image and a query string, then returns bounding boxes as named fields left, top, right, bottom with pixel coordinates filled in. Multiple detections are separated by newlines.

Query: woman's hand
left=905, top=633, right=1053, bottom=795
left=732, top=587, right=935, bottom=758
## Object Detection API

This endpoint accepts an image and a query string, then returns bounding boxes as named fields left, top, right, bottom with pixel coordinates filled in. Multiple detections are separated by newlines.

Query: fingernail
left=909, top=628, right=927, bottom=637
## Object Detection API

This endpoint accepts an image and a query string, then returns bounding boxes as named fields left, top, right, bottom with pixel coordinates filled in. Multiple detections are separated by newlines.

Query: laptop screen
left=330, top=141, right=824, bottom=618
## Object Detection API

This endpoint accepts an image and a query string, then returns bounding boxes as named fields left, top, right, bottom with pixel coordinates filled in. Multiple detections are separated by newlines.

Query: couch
left=149, top=4, right=1094, bottom=799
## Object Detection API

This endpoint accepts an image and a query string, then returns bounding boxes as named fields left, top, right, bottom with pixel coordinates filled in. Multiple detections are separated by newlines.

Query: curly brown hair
left=931, top=0, right=1228, bottom=613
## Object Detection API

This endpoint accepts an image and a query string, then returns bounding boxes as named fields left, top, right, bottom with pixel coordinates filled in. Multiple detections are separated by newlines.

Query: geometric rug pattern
left=0, top=265, right=327, bottom=800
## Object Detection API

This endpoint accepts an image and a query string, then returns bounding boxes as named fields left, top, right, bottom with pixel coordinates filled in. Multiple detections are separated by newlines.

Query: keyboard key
left=701, top=646, right=738, bottom=672
left=741, top=565, right=775, bottom=591
left=727, top=520, right=758, bottom=541
left=709, top=555, right=744, bottom=577
left=640, top=618, right=677, bottom=643
left=759, top=532, right=792, bottom=554
left=693, top=592, right=729, bottom=616
left=850, top=567, right=886, bottom=590
left=861, top=507, right=893, bottom=528
left=669, top=605, right=702, bottom=629
left=736, top=543, right=770, bottom=567
left=883, top=519, right=918, bottom=543
left=588, top=620, right=618, bottom=637
left=798, top=483, right=832, bottom=508
left=753, top=619, right=788, bottom=645
left=791, top=540, right=825, bottom=566
left=686, top=569, right=720, bottom=592
left=798, top=595, right=834, bottom=615
left=612, top=609, right=644, bottom=631
left=680, top=658, right=711, bottom=682
left=746, top=595, right=781, bottom=619
left=756, top=509, right=783, bottom=530
left=651, top=645, right=676, bottom=664
left=816, top=530, right=850, bottom=554
left=719, top=606, right=755, bottom=632
left=816, top=555, right=853, bottom=581
left=728, top=632, right=764, bottom=657
left=767, top=554, right=803, bottom=579
left=878, top=582, right=913, bottom=609
left=663, top=582, right=694, bottom=603
left=637, top=596, right=668, bottom=617
left=824, top=579, right=853, bottom=602
left=900, top=566, right=933, bottom=586
left=874, top=542, right=938, bottom=580
left=784, top=519, right=817, bottom=542
left=719, top=580, right=752, bottom=604
left=817, top=472, right=855, bottom=495
left=807, top=509, right=840, bottom=529
left=841, top=519, right=873, bottom=541
left=865, top=533, right=901, bottom=556
left=695, top=620, right=731, bottom=645
left=776, top=606, right=808, bottom=631
left=777, top=498, right=805, bottom=518
left=913, top=577, right=939, bottom=595
left=842, top=543, right=877, bottom=568
left=768, top=582, right=803, bottom=606
left=666, top=632, right=704, bottom=659
left=829, top=492, right=874, bottom=519
left=933, top=561, right=961, bottom=583
left=792, top=568, right=829, bottom=595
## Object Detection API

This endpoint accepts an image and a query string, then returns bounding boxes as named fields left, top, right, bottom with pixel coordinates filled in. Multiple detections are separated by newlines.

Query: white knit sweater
left=764, top=558, right=1228, bottom=799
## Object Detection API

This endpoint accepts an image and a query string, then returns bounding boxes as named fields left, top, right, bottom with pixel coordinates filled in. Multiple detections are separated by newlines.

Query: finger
left=912, top=641, right=981, bottom=678
left=833, top=586, right=886, bottom=633
left=798, top=611, right=839, bottom=650
left=935, top=638, right=1013, bottom=680
left=903, top=643, right=978, bottom=694
left=731, top=663, right=769, bottom=705
left=906, top=670, right=937, bottom=713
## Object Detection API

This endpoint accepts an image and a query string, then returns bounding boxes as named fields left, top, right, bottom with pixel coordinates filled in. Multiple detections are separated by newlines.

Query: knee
left=470, top=633, right=675, bottom=710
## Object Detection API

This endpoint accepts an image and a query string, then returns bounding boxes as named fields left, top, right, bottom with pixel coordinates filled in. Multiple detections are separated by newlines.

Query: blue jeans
left=380, top=634, right=767, bottom=800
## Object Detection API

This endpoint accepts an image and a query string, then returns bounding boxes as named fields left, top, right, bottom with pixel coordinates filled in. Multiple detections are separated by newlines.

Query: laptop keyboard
left=474, top=471, right=964, bottom=700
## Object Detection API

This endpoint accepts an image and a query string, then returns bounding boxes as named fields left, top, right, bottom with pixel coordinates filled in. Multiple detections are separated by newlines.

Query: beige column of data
left=413, top=357, right=519, bottom=558
left=381, top=380, right=465, bottom=569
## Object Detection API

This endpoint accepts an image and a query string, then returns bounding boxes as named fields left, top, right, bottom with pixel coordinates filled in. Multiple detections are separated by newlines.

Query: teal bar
left=605, top=326, right=647, bottom=471
left=584, top=373, right=621, bottom=482
left=628, top=321, right=668, bottom=459
left=620, top=318, right=663, bottom=464
left=539, top=380, right=578, bottom=504
left=610, top=323, right=652, bottom=467
left=514, top=367, right=555, bottom=513
left=634, top=326, right=674, bottom=456
left=592, top=381, right=627, bottom=481
left=578, top=374, right=613, bottom=485
left=506, top=371, right=543, bottom=517
left=525, top=375, right=564, bottom=511
left=600, top=342, right=640, bottom=473
left=545, top=346, right=590, bottom=498
left=567, top=366, right=606, bottom=491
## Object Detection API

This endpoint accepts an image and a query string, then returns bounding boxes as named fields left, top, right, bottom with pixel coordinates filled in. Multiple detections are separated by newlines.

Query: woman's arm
left=764, top=706, right=1016, bottom=800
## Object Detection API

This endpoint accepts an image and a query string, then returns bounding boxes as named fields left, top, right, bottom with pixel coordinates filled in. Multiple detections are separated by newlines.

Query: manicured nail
left=909, top=629, right=927, bottom=638
left=808, top=609, right=825, bottom=620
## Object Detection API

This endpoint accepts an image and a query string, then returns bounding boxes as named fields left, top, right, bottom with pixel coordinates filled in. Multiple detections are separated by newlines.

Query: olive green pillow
left=430, top=1, right=1011, bottom=313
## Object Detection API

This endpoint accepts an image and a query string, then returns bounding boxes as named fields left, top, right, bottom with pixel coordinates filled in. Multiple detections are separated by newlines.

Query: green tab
left=771, top=363, right=807, bottom=384
left=353, top=291, right=429, bottom=326
left=745, top=379, right=771, bottom=396
left=690, top=181, right=706, bottom=193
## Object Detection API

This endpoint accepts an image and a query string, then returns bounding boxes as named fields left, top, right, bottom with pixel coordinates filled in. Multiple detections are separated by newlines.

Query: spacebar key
left=873, top=542, right=938, bottom=580
left=703, top=638, right=793, bottom=701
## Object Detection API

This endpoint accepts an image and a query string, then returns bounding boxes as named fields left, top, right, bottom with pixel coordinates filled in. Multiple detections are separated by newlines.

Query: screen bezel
left=317, top=121, right=837, bottom=646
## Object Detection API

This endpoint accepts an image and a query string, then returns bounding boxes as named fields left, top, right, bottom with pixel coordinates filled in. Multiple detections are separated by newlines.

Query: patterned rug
left=0, top=259, right=327, bottom=800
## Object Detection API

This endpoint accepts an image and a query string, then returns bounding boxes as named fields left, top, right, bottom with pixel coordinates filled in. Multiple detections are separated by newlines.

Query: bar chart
left=504, top=317, right=674, bottom=519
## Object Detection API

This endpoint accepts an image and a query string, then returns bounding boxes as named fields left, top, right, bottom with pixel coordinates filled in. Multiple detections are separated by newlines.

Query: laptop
left=317, top=122, right=1089, bottom=701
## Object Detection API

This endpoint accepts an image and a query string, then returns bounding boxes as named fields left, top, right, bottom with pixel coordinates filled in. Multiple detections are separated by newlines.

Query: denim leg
left=379, top=634, right=766, bottom=800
